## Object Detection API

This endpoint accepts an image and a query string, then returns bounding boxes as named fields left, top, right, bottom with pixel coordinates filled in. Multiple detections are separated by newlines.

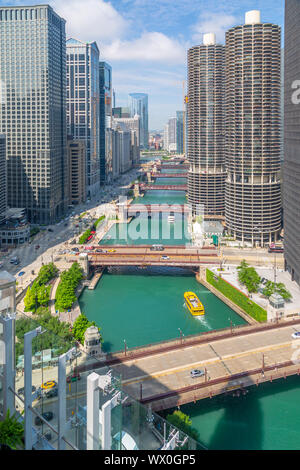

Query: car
left=35, top=245, right=40, bottom=250
left=41, top=380, right=57, bottom=390
left=45, top=388, right=58, bottom=398
left=35, top=411, right=54, bottom=426
left=96, top=249, right=103, bottom=253
left=190, top=369, right=205, bottom=378
left=67, top=373, right=81, bottom=383
left=18, top=271, right=25, bottom=277
left=161, top=255, right=170, bottom=260
left=48, top=228, right=54, bottom=232
left=108, top=249, right=116, bottom=253
left=292, top=332, right=300, bottom=339
left=17, top=385, right=36, bottom=395
left=10, top=257, right=18, bottom=264
left=73, top=247, right=79, bottom=252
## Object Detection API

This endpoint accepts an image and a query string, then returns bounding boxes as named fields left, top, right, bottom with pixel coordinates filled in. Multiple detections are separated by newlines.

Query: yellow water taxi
left=184, top=292, right=205, bottom=316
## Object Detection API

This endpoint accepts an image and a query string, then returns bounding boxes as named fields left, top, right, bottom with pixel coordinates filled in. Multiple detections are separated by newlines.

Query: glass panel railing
left=13, top=310, right=203, bottom=451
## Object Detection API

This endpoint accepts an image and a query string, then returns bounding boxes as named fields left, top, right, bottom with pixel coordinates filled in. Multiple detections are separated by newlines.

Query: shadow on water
left=179, top=375, right=300, bottom=450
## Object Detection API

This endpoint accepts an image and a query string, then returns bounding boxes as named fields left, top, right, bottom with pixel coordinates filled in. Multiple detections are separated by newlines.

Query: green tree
left=0, top=410, right=24, bottom=449
left=237, top=261, right=260, bottom=294
left=23, top=285, right=38, bottom=313
left=37, top=285, right=51, bottom=306
left=72, top=313, right=100, bottom=345
left=166, top=410, right=199, bottom=442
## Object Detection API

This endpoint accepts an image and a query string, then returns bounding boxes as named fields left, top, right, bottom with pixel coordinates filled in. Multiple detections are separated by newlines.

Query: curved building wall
left=225, top=21, right=282, bottom=245
left=187, top=44, right=226, bottom=216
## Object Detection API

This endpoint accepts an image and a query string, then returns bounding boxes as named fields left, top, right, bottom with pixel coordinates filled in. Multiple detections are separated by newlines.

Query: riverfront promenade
left=105, top=320, right=300, bottom=411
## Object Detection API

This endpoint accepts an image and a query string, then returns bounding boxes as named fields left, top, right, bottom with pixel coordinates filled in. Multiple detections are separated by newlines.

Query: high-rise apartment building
left=0, top=135, right=6, bottom=225
left=0, top=5, right=68, bottom=224
left=66, top=38, right=100, bottom=198
left=225, top=11, right=282, bottom=245
left=187, top=33, right=226, bottom=216
left=99, top=62, right=113, bottom=183
left=129, top=93, right=149, bottom=149
left=284, top=0, right=300, bottom=284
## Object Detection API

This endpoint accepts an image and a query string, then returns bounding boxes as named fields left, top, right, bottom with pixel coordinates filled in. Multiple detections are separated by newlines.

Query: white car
left=292, top=332, right=300, bottom=339
left=161, top=255, right=170, bottom=260
left=190, top=369, right=205, bottom=378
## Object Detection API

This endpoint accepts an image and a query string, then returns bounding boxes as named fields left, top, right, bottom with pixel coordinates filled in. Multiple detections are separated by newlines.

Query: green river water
left=79, top=172, right=300, bottom=450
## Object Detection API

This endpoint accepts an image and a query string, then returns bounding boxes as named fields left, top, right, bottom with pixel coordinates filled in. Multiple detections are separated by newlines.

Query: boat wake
left=194, top=315, right=212, bottom=329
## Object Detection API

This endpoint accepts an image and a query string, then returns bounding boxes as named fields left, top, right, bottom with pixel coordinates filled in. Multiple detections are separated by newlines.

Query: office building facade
left=129, top=93, right=149, bottom=149
left=0, top=5, right=68, bottom=224
left=99, top=62, right=113, bottom=183
left=284, top=0, right=300, bottom=284
left=67, top=137, right=86, bottom=206
left=225, top=11, right=282, bottom=245
left=176, top=111, right=184, bottom=155
left=0, top=135, right=6, bottom=225
left=187, top=34, right=226, bottom=216
left=66, top=38, right=100, bottom=198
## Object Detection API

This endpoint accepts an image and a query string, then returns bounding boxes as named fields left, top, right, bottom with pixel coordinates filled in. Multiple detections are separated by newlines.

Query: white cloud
left=52, top=0, right=128, bottom=41
left=192, top=12, right=240, bottom=44
left=102, top=32, right=187, bottom=64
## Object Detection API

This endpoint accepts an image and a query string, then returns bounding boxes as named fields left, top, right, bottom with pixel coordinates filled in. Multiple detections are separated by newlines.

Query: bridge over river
left=76, top=319, right=300, bottom=411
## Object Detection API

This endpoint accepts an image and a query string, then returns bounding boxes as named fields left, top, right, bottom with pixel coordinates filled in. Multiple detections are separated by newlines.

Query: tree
left=237, top=261, right=260, bottom=294
left=37, top=285, right=51, bottom=306
left=166, top=410, right=199, bottom=442
left=0, top=410, right=24, bottom=449
left=23, top=285, right=38, bottom=313
left=72, top=313, right=100, bottom=345
left=263, top=281, right=292, bottom=301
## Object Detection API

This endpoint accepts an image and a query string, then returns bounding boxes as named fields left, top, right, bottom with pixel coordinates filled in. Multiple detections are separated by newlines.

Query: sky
left=1, top=0, right=285, bottom=130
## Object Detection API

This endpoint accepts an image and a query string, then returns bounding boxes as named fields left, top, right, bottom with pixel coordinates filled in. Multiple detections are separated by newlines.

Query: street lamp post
left=124, top=339, right=127, bottom=356
left=178, top=328, right=183, bottom=345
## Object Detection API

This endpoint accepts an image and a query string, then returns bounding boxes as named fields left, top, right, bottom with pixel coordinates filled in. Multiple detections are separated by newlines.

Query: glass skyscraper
left=67, top=39, right=100, bottom=197
left=99, top=62, right=113, bottom=183
left=0, top=5, right=68, bottom=224
left=128, top=93, right=149, bottom=149
left=176, top=111, right=184, bottom=154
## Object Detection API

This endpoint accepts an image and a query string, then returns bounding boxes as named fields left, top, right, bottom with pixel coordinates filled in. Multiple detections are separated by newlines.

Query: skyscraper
left=284, top=0, right=300, bottom=284
left=176, top=111, right=184, bottom=155
left=129, top=93, right=149, bottom=149
left=0, top=135, right=6, bottom=225
left=225, top=11, right=282, bottom=246
left=99, top=62, right=113, bottom=183
left=66, top=38, right=100, bottom=198
left=0, top=5, right=68, bottom=224
left=187, top=33, right=226, bottom=216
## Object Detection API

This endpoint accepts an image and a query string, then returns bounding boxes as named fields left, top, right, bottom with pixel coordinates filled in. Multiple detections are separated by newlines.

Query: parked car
left=66, top=373, right=81, bottom=383
left=35, top=411, right=54, bottom=426
left=18, top=271, right=25, bottom=277
left=292, top=332, right=300, bottom=339
left=73, top=247, right=79, bottom=252
left=190, top=369, right=205, bottom=378
left=161, top=255, right=170, bottom=260
left=48, top=228, right=54, bottom=232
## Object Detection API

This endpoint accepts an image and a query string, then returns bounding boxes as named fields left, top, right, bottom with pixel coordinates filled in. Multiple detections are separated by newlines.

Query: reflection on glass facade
left=0, top=5, right=68, bottom=224
left=67, top=39, right=100, bottom=198
left=129, top=93, right=149, bottom=149
left=99, top=62, right=112, bottom=183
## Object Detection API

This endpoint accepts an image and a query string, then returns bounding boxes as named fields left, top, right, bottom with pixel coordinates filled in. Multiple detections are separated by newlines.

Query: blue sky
left=1, top=0, right=284, bottom=130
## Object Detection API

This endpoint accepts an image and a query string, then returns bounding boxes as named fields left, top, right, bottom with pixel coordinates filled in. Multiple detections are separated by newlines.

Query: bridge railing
left=101, top=317, right=300, bottom=364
